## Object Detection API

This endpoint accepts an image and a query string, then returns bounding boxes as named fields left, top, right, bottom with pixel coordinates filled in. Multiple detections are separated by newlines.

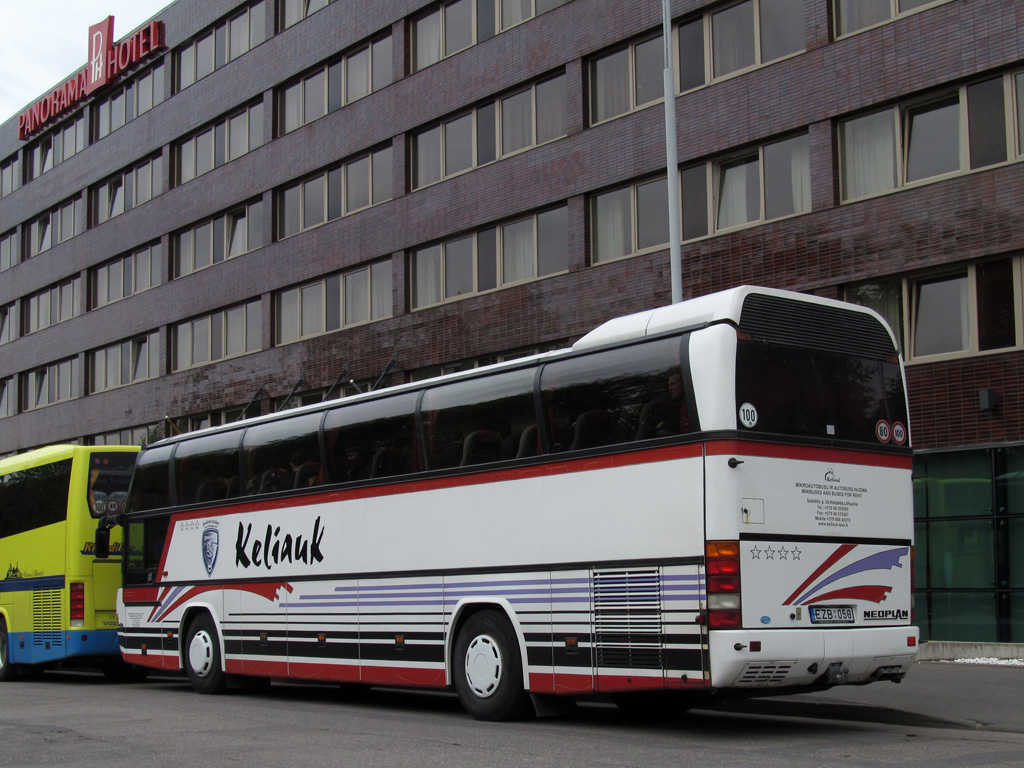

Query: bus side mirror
left=95, top=525, right=111, bottom=559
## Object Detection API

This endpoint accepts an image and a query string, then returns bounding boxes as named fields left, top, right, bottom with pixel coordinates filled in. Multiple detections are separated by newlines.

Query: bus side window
left=128, top=445, right=173, bottom=512
left=243, top=413, right=324, bottom=495
left=323, top=393, right=418, bottom=483
left=541, top=336, right=688, bottom=452
left=420, top=368, right=536, bottom=471
left=172, top=431, right=243, bottom=505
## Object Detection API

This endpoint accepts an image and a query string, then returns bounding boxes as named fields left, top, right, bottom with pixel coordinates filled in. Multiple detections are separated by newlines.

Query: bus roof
left=142, top=286, right=892, bottom=450
left=572, top=285, right=882, bottom=351
left=0, top=444, right=138, bottom=475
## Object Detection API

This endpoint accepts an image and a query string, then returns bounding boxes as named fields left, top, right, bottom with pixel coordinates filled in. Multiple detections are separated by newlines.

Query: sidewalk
left=710, top=661, right=1024, bottom=733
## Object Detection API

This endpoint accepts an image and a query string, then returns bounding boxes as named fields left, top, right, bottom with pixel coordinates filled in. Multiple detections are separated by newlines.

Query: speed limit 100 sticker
left=891, top=421, right=907, bottom=445
left=875, top=419, right=891, bottom=443
left=739, top=403, right=758, bottom=428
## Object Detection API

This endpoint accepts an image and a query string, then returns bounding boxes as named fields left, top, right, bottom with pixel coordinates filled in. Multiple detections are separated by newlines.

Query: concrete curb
left=918, top=641, right=1024, bottom=661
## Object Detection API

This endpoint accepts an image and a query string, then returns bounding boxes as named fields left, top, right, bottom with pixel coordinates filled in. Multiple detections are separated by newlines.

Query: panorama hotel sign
left=17, top=16, right=166, bottom=141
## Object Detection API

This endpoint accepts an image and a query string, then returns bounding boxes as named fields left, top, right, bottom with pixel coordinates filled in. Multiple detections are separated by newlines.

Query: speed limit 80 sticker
left=876, top=420, right=908, bottom=445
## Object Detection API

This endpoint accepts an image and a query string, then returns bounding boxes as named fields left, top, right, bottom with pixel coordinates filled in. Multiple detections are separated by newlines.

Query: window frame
left=411, top=205, right=568, bottom=309
left=90, top=331, right=161, bottom=393
left=840, top=72, right=1024, bottom=203
left=276, top=146, right=391, bottom=240
left=845, top=257, right=1024, bottom=364
left=411, top=73, right=566, bottom=190
left=172, top=300, right=262, bottom=372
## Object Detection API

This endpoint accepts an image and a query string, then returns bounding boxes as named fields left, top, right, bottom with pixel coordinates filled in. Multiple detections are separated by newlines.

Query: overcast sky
left=0, top=0, right=172, bottom=125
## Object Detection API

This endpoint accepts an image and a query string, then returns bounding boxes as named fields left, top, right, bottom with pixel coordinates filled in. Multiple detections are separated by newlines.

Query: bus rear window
left=735, top=340, right=908, bottom=444
left=88, top=452, right=137, bottom=518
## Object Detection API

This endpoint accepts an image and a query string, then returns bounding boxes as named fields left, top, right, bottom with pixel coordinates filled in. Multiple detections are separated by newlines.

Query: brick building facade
left=1, top=0, right=1022, bottom=642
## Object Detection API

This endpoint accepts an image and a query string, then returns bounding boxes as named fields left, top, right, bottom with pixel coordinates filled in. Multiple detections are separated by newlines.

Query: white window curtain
left=415, top=127, right=442, bottom=188
left=502, top=219, right=534, bottom=284
left=841, top=109, right=897, bottom=200
left=763, top=134, right=810, bottom=219
left=346, top=48, right=370, bottom=102
left=712, top=1, right=755, bottom=78
left=536, top=76, right=566, bottom=143
left=370, top=261, right=391, bottom=319
left=346, top=270, right=369, bottom=325
left=415, top=11, right=442, bottom=71
left=717, top=156, right=759, bottom=229
left=501, top=91, right=533, bottom=155
left=591, top=49, right=630, bottom=122
left=593, top=188, right=631, bottom=262
left=502, top=0, right=531, bottom=29
left=836, top=0, right=890, bottom=36
left=414, top=246, right=442, bottom=307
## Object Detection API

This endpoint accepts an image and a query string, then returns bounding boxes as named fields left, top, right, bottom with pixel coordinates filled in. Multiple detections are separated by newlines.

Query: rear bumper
left=8, top=628, right=119, bottom=666
left=709, top=626, right=919, bottom=689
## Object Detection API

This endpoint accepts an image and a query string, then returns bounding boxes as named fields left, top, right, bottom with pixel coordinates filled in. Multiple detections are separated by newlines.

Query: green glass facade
left=914, top=447, right=1024, bottom=642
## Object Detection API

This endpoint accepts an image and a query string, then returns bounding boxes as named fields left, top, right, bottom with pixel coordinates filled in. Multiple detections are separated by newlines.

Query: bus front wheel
left=184, top=614, right=227, bottom=695
left=453, top=610, right=530, bottom=721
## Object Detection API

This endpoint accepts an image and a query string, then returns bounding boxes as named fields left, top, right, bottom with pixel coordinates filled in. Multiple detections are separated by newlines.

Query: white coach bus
left=114, top=286, right=918, bottom=720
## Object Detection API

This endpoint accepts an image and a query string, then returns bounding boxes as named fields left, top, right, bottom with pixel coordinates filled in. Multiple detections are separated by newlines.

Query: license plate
left=809, top=605, right=855, bottom=624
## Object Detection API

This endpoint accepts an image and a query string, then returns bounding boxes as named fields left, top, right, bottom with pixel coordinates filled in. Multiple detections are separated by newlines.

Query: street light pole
left=662, top=0, right=683, bottom=305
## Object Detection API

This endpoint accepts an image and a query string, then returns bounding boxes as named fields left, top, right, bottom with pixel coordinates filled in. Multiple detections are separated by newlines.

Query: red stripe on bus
left=169, top=443, right=705, bottom=521
left=705, top=440, right=913, bottom=469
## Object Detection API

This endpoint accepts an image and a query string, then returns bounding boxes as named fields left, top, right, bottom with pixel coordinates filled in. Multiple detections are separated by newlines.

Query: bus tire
left=0, top=620, right=17, bottom=682
left=453, top=610, right=530, bottom=721
left=184, top=613, right=227, bottom=695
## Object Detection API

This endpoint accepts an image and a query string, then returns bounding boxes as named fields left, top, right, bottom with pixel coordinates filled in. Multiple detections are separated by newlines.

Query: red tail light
left=70, top=582, right=85, bottom=626
left=706, top=540, right=741, bottom=628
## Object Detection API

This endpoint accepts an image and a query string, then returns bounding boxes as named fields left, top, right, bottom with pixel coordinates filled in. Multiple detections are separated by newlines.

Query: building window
left=0, top=303, right=15, bottom=345
left=171, top=407, right=247, bottom=434
left=844, top=279, right=905, bottom=354
left=412, top=0, right=566, bottom=72
left=409, top=341, right=568, bottom=381
left=412, top=74, right=565, bottom=189
left=20, top=356, right=80, bottom=411
left=91, top=423, right=160, bottom=446
left=678, top=132, right=810, bottom=240
left=177, top=101, right=264, bottom=183
left=590, top=35, right=663, bottom=124
left=840, top=72, right=1024, bottom=201
left=0, top=155, right=18, bottom=198
left=90, top=331, right=160, bottom=393
left=0, top=231, right=16, bottom=274
left=275, top=259, right=392, bottom=344
left=835, top=0, right=944, bottom=37
left=24, top=194, right=86, bottom=258
left=91, top=242, right=162, bottom=310
left=172, top=299, right=262, bottom=371
left=174, top=200, right=263, bottom=278
left=278, top=33, right=392, bottom=135
left=280, top=0, right=333, bottom=29
left=95, top=61, right=166, bottom=140
left=412, top=205, right=567, bottom=308
left=593, top=176, right=668, bottom=263
left=0, top=377, right=14, bottom=418
left=177, top=0, right=266, bottom=89
left=276, top=147, right=391, bottom=239
left=23, top=275, right=83, bottom=335
left=24, top=112, right=87, bottom=182
left=92, top=155, right=162, bottom=225
left=845, top=257, right=1022, bottom=362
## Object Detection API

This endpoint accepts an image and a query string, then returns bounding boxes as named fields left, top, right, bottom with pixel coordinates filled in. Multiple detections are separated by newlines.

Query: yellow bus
left=0, top=445, right=138, bottom=680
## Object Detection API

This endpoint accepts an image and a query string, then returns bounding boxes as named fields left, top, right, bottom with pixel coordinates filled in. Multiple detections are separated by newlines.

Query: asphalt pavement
left=704, top=661, right=1024, bottom=733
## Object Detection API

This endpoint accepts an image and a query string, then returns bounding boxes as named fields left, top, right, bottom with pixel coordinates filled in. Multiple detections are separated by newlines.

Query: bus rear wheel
left=0, top=620, right=17, bottom=682
left=184, top=614, right=227, bottom=694
left=453, top=610, right=530, bottom=721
